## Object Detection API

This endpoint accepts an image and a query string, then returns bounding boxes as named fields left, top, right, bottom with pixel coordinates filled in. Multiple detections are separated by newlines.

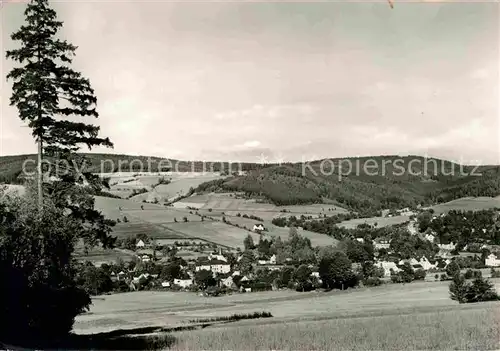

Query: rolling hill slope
left=2, top=154, right=500, bottom=215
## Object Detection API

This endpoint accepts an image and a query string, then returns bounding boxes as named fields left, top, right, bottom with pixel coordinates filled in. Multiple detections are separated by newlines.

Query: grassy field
left=170, top=306, right=500, bottom=350
left=74, top=280, right=500, bottom=350
left=338, top=215, right=411, bottom=229
left=430, top=196, right=500, bottom=215
left=164, top=221, right=261, bottom=249
left=130, top=173, right=225, bottom=203
left=177, top=193, right=348, bottom=221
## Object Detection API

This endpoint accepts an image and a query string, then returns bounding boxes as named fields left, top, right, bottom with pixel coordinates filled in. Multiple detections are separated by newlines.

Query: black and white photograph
left=1, top=0, right=499, bottom=349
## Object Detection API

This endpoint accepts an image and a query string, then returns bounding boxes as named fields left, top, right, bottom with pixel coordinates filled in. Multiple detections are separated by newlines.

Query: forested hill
left=2, top=154, right=500, bottom=215
left=195, top=156, right=500, bottom=215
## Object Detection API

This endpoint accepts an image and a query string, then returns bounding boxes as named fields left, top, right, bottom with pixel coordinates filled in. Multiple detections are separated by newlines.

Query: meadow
left=164, top=221, right=261, bottom=249
left=338, top=215, right=411, bottom=229
left=74, top=280, right=500, bottom=350
left=430, top=196, right=500, bottom=214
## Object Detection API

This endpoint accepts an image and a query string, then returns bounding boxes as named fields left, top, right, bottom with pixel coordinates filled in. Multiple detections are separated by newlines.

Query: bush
left=491, top=268, right=500, bottom=278
left=364, top=277, right=383, bottom=286
left=464, top=269, right=474, bottom=279
left=449, top=274, right=500, bottom=304
left=414, top=269, right=426, bottom=281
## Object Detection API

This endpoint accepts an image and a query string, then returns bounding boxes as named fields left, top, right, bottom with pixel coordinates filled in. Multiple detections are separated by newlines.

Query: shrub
left=123, top=216, right=129, bottom=223
left=449, top=274, right=500, bottom=304
left=491, top=268, right=500, bottom=278
left=364, top=277, right=383, bottom=286
left=183, top=217, right=188, bottom=223
left=464, top=269, right=474, bottom=279
left=414, top=269, right=426, bottom=281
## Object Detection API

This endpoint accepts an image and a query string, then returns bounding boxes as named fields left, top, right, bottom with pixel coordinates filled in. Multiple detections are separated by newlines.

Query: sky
left=1, top=0, right=499, bottom=164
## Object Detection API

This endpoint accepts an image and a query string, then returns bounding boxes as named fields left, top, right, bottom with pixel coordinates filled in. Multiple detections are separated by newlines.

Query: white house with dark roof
left=253, top=224, right=265, bottom=232
left=485, top=253, right=500, bottom=267
left=195, top=259, right=231, bottom=274
left=374, top=261, right=400, bottom=277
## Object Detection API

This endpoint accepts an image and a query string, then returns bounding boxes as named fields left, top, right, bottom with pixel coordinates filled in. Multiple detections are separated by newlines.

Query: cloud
left=1, top=1, right=498, bottom=164
left=242, top=140, right=261, bottom=148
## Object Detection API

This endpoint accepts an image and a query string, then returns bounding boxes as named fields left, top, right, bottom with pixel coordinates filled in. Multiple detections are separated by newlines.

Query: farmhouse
left=138, top=254, right=151, bottom=262
left=161, top=281, right=171, bottom=288
left=418, top=256, right=437, bottom=270
left=136, top=239, right=146, bottom=248
left=256, top=264, right=284, bottom=272
left=208, top=253, right=228, bottom=262
left=424, top=233, right=436, bottom=242
left=375, top=261, right=400, bottom=277
left=257, top=254, right=277, bottom=265
left=438, top=242, right=456, bottom=251
left=485, top=253, right=500, bottom=267
left=374, top=238, right=390, bottom=250
left=173, top=278, right=193, bottom=288
left=253, top=224, right=265, bottom=232
left=220, top=276, right=236, bottom=289
left=195, top=259, right=231, bottom=274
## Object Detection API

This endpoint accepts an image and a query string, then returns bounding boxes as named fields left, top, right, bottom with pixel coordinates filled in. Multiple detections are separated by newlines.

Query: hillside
left=194, top=156, right=500, bottom=215
left=2, top=154, right=500, bottom=215
left=0, top=153, right=262, bottom=183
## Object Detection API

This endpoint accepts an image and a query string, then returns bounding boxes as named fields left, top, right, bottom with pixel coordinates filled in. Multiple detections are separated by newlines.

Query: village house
left=255, top=264, right=284, bottom=272
left=424, top=233, right=436, bottom=242
left=438, top=242, right=456, bottom=251
left=195, top=259, right=231, bottom=275
left=418, top=256, right=437, bottom=270
left=132, top=273, right=150, bottom=284
left=220, top=276, right=236, bottom=289
left=173, top=278, right=193, bottom=288
left=374, top=238, right=390, bottom=250
left=485, top=253, right=500, bottom=267
left=257, top=254, right=277, bottom=265
left=253, top=224, right=265, bottom=233
left=139, top=254, right=151, bottom=263
left=375, top=261, right=400, bottom=277
left=208, top=253, right=228, bottom=262
left=136, top=239, right=146, bottom=248
left=161, top=281, right=171, bottom=288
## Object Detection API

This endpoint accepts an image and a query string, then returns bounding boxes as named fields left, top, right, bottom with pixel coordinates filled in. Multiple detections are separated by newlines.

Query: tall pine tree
left=6, top=0, right=116, bottom=249
left=2, top=0, right=117, bottom=344
left=6, top=0, right=112, bottom=207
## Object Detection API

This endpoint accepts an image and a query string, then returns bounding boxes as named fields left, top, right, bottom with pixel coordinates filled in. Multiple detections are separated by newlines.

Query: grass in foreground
left=188, top=311, right=273, bottom=324
left=167, top=306, right=500, bottom=350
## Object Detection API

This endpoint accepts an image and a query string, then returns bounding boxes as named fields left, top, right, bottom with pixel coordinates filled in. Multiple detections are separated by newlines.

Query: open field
left=338, top=215, right=411, bottom=229
left=74, top=280, right=500, bottom=350
left=430, top=196, right=500, bottom=215
left=198, top=209, right=337, bottom=246
left=170, top=306, right=500, bottom=350
left=130, top=173, right=225, bottom=203
left=163, top=221, right=261, bottom=249
left=75, top=247, right=136, bottom=266
left=177, top=193, right=348, bottom=221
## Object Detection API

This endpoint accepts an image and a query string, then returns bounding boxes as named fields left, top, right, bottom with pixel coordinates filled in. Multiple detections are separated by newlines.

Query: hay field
left=177, top=193, right=348, bottom=221
left=430, top=196, right=500, bottom=215
left=130, top=173, right=225, bottom=203
left=75, top=280, right=500, bottom=348
left=338, top=215, right=410, bottom=229
left=170, top=306, right=500, bottom=350
left=196, top=209, right=337, bottom=247
left=164, top=221, right=261, bottom=249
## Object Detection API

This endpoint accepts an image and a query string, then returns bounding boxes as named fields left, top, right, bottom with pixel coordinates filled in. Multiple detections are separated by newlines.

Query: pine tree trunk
left=37, top=137, right=43, bottom=210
